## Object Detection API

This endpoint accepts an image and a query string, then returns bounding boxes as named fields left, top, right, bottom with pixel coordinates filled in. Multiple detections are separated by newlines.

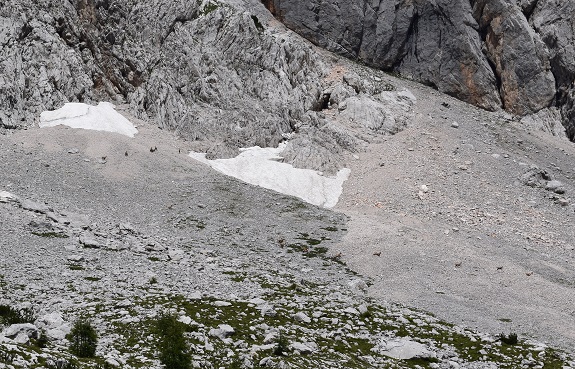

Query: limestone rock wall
left=0, top=0, right=327, bottom=156
left=264, top=0, right=575, bottom=139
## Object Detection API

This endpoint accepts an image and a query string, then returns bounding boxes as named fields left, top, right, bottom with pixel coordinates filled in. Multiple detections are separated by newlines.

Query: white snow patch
left=189, top=144, right=350, bottom=208
left=40, top=102, right=138, bottom=137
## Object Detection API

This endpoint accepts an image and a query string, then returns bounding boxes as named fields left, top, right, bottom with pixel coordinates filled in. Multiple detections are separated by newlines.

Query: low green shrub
left=68, top=318, right=98, bottom=358
left=154, top=313, right=191, bottom=369
left=0, top=304, right=36, bottom=325
left=274, top=332, right=289, bottom=356
left=499, top=332, right=518, bottom=345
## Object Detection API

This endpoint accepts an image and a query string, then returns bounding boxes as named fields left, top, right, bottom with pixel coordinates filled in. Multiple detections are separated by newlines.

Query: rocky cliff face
left=0, top=0, right=327, bottom=155
left=0, top=0, right=417, bottom=173
left=263, top=0, right=575, bottom=138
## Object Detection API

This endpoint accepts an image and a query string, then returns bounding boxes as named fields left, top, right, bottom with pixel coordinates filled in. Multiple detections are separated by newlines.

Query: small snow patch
left=40, top=102, right=138, bottom=137
left=189, top=143, right=350, bottom=208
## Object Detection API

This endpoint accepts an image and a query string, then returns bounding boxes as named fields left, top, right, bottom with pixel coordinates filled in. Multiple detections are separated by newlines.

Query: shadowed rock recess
left=263, top=0, right=575, bottom=138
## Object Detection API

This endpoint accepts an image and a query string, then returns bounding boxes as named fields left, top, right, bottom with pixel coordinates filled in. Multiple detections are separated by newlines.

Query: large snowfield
left=190, top=144, right=350, bottom=208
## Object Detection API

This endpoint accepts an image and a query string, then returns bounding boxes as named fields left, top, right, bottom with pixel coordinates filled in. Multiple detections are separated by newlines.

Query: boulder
left=376, top=337, right=434, bottom=360
left=0, top=191, right=20, bottom=203
left=208, top=324, right=235, bottom=340
left=79, top=231, right=103, bottom=248
left=20, top=199, right=50, bottom=214
left=2, top=323, right=40, bottom=341
left=520, top=108, right=566, bottom=137
left=290, top=342, right=315, bottom=354
left=35, top=312, right=70, bottom=340
left=293, top=312, right=311, bottom=324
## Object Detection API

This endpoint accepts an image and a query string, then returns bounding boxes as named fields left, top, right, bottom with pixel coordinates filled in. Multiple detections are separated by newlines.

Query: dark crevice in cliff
left=473, top=10, right=503, bottom=110
left=355, top=1, right=367, bottom=58
left=161, top=14, right=195, bottom=45
left=390, top=11, right=419, bottom=73
left=485, top=56, right=503, bottom=108
left=312, top=92, right=331, bottom=111
left=411, top=13, right=420, bottom=63
left=261, top=0, right=277, bottom=17
left=521, top=0, right=539, bottom=21
left=564, top=96, right=575, bottom=141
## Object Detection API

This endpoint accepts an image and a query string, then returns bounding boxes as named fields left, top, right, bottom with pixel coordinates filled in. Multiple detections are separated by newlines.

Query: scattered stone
left=178, top=316, right=192, bottom=325
left=79, top=232, right=104, bottom=248
left=106, top=358, right=121, bottom=367
left=213, top=301, right=232, bottom=307
left=343, top=307, right=360, bottom=315
left=67, top=255, right=84, bottom=262
left=20, top=198, right=50, bottom=214
left=263, top=331, right=278, bottom=344
left=249, top=298, right=266, bottom=305
left=67, top=148, right=79, bottom=154
left=259, top=357, right=275, bottom=367
left=376, top=338, right=433, bottom=360
left=521, top=165, right=553, bottom=188
left=209, top=324, right=235, bottom=340
left=260, top=305, right=277, bottom=317
left=29, top=220, right=66, bottom=238
left=290, top=342, right=315, bottom=354
left=348, top=279, right=368, bottom=293
left=189, top=292, right=203, bottom=300
left=168, top=248, right=185, bottom=261
left=546, top=180, right=565, bottom=194
left=293, top=312, right=311, bottom=324
left=558, top=198, right=570, bottom=206
left=451, top=122, right=459, bottom=128
left=118, top=223, right=138, bottom=234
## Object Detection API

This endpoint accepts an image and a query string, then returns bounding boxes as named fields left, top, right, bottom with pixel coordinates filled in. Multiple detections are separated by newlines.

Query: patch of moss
left=201, top=2, right=219, bottom=16
left=84, top=277, right=101, bottom=282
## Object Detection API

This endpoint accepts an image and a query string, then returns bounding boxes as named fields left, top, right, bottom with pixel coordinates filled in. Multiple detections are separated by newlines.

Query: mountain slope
left=1, top=0, right=575, bottom=367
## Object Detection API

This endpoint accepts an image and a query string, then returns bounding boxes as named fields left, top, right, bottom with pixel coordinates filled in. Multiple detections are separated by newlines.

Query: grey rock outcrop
left=529, top=0, right=575, bottom=139
left=472, top=0, right=556, bottom=115
left=263, top=0, right=575, bottom=139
